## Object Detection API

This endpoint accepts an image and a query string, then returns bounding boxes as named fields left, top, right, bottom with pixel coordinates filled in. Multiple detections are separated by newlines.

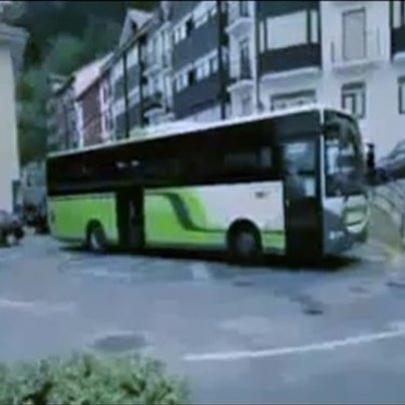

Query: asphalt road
left=1, top=234, right=405, bottom=404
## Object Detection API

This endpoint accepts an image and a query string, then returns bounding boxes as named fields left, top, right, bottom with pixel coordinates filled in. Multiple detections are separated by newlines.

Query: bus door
left=282, top=139, right=322, bottom=258
left=117, top=188, right=144, bottom=250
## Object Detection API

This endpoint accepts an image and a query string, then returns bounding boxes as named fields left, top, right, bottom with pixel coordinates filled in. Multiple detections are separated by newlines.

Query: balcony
left=143, top=91, right=163, bottom=113
left=331, top=30, right=383, bottom=73
left=228, top=60, right=253, bottom=92
left=259, top=44, right=321, bottom=81
left=226, top=2, right=252, bottom=37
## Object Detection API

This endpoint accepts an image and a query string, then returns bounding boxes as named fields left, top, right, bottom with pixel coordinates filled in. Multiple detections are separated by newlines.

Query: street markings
left=183, top=324, right=405, bottom=362
left=190, top=263, right=211, bottom=281
left=0, top=298, right=76, bottom=315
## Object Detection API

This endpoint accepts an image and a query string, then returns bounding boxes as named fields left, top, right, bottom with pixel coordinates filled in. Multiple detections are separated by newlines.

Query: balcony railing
left=331, top=30, right=382, bottom=70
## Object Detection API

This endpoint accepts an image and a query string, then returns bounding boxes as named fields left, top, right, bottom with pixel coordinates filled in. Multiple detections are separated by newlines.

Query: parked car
left=21, top=161, right=48, bottom=233
left=376, top=140, right=405, bottom=183
left=0, top=210, right=24, bottom=246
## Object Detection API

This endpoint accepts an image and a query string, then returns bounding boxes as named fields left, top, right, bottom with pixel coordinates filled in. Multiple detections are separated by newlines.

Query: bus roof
left=47, top=104, right=351, bottom=159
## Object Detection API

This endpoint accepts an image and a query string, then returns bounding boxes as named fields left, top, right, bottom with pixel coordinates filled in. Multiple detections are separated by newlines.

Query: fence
left=371, top=172, right=405, bottom=246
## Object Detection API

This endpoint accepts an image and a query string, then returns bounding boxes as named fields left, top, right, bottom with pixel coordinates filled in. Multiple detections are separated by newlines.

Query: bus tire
left=227, top=221, right=262, bottom=263
left=87, top=222, right=107, bottom=253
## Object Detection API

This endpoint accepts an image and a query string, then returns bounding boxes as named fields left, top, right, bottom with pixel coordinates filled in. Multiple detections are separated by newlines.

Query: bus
left=46, top=105, right=369, bottom=260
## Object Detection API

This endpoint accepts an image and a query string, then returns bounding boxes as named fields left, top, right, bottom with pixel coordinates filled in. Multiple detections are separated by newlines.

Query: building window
left=342, top=9, right=366, bottom=61
left=241, top=93, right=252, bottom=116
left=239, top=38, right=250, bottom=77
left=173, top=23, right=187, bottom=44
left=271, top=90, right=316, bottom=111
left=209, top=54, right=218, bottom=74
left=399, top=77, right=405, bottom=114
left=240, top=1, right=249, bottom=17
left=392, top=1, right=405, bottom=28
left=259, top=21, right=265, bottom=53
left=266, top=11, right=307, bottom=50
left=310, top=9, right=319, bottom=43
left=341, top=82, right=366, bottom=119
left=185, top=17, right=194, bottom=36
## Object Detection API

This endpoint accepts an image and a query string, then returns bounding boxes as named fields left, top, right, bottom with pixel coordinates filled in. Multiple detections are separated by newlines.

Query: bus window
left=324, top=113, right=364, bottom=197
left=283, top=142, right=316, bottom=198
left=223, top=146, right=274, bottom=178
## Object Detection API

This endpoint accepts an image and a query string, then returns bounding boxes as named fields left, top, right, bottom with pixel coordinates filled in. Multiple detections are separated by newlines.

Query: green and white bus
left=47, top=105, right=369, bottom=260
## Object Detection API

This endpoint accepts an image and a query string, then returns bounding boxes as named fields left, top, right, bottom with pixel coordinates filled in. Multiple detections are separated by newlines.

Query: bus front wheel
left=87, top=222, right=107, bottom=253
left=228, top=222, right=262, bottom=263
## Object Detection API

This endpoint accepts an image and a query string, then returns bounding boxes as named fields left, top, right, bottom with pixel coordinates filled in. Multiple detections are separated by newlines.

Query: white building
left=228, top=0, right=405, bottom=158
left=0, top=22, right=27, bottom=212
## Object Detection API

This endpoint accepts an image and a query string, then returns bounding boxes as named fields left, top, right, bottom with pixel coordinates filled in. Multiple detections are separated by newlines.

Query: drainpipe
left=123, top=50, right=130, bottom=138
left=138, top=38, right=145, bottom=127
left=253, top=1, right=261, bottom=113
left=216, top=0, right=226, bottom=120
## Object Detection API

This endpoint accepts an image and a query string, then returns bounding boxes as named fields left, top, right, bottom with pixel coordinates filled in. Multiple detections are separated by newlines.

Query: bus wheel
left=87, top=223, right=107, bottom=253
left=228, top=222, right=262, bottom=263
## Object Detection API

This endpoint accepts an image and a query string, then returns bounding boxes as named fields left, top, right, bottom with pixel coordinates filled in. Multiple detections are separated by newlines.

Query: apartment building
left=49, top=1, right=405, bottom=159
left=171, top=0, right=230, bottom=122
left=229, top=0, right=405, bottom=158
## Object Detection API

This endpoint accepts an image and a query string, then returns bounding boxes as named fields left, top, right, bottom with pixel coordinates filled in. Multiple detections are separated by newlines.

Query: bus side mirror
left=323, top=122, right=340, bottom=134
left=365, top=142, right=376, bottom=183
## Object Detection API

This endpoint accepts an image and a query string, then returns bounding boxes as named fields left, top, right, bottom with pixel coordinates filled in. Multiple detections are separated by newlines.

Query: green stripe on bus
left=48, top=193, right=119, bottom=243
left=145, top=188, right=285, bottom=251
left=145, top=190, right=225, bottom=246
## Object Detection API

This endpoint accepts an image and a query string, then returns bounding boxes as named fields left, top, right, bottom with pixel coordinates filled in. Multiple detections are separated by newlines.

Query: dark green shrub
left=0, top=353, right=189, bottom=404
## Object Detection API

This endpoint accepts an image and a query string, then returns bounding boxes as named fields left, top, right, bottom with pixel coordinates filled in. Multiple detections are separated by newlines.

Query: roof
left=48, top=104, right=352, bottom=159
left=74, top=53, right=112, bottom=98
left=119, top=8, right=152, bottom=46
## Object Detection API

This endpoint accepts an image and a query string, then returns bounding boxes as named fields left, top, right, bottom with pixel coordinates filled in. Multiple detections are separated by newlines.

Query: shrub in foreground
left=0, top=352, right=188, bottom=404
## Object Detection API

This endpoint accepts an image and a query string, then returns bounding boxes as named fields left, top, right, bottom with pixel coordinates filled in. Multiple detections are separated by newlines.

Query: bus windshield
left=324, top=111, right=365, bottom=197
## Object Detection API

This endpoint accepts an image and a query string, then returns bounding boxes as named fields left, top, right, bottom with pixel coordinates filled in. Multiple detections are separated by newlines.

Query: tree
left=44, top=34, right=86, bottom=76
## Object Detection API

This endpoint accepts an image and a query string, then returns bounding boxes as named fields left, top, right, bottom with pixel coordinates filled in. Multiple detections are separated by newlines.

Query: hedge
left=0, top=353, right=189, bottom=404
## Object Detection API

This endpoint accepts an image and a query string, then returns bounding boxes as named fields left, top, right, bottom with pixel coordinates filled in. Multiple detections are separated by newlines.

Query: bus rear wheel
left=228, top=223, right=262, bottom=263
left=87, top=223, right=107, bottom=253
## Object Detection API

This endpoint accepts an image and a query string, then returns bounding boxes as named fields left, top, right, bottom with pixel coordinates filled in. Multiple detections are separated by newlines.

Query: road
left=1, top=234, right=405, bottom=404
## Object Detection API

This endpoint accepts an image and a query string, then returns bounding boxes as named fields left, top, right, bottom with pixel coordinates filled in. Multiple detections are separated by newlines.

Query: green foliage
left=10, top=0, right=157, bottom=164
left=44, top=34, right=86, bottom=76
left=0, top=353, right=189, bottom=405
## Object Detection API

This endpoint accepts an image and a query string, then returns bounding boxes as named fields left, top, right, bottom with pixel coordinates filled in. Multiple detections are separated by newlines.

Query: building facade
left=0, top=22, right=27, bottom=212
left=46, top=75, right=78, bottom=152
left=49, top=1, right=405, bottom=159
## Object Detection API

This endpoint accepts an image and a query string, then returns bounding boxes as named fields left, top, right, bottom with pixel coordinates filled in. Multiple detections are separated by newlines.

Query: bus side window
left=259, top=146, right=273, bottom=170
left=223, top=150, right=258, bottom=174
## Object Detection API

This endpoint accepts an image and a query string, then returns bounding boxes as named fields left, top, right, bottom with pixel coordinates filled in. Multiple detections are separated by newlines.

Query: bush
left=0, top=353, right=189, bottom=404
